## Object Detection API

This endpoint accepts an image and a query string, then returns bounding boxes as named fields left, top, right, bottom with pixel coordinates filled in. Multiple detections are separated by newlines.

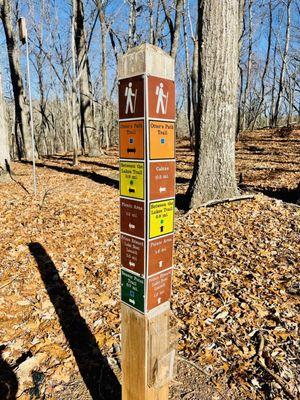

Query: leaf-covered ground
left=0, top=128, right=299, bottom=399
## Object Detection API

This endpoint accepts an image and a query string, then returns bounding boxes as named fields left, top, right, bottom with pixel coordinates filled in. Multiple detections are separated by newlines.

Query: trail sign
left=149, top=200, right=174, bottom=239
left=119, top=120, right=144, bottom=159
left=119, top=43, right=176, bottom=400
left=147, top=269, right=172, bottom=311
left=120, top=161, right=144, bottom=199
left=150, top=161, right=175, bottom=201
left=119, top=75, right=144, bottom=119
left=120, top=198, right=145, bottom=238
left=121, top=269, right=145, bottom=313
left=148, top=76, right=175, bottom=120
left=149, top=121, right=175, bottom=160
left=121, top=234, right=145, bottom=275
left=148, top=234, right=173, bottom=276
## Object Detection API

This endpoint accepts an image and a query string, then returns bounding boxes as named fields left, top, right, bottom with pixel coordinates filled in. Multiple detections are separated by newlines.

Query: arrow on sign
left=127, top=147, right=136, bottom=154
left=129, top=298, right=135, bottom=305
left=129, top=188, right=135, bottom=193
left=158, top=298, right=161, bottom=304
left=129, top=261, right=136, bottom=267
left=160, top=226, right=164, bottom=232
left=159, top=187, right=166, bottom=193
left=159, top=261, right=163, bottom=268
left=129, top=223, right=135, bottom=229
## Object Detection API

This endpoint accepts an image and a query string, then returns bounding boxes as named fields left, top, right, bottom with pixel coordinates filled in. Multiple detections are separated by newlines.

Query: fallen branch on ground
left=0, top=277, right=17, bottom=290
left=199, top=195, right=255, bottom=208
left=256, top=333, right=297, bottom=400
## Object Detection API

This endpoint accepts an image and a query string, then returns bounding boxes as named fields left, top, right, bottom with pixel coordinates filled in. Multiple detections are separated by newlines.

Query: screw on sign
left=118, top=44, right=176, bottom=400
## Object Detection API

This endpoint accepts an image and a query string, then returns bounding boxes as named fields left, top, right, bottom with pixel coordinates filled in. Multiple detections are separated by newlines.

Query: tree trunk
left=73, top=0, right=99, bottom=156
left=149, top=0, right=154, bottom=44
left=270, top=42, right=277, bottom=126
left=0, top=73, right=10, bottom=174
left=251, top=0, right=272, bottom=130
left=272, top=0, right=291, bottom=127
left=128, top=0, right=137, bottom=49
left=0, top=0, right=32, bottom=160
left=237, top=0, right=245, bottom=135
left=241, top=0, right=253, bottom=130
left=183, top=0, right=193, bottom=148
left=191, top=38, right=199, bottom=150
left=170, top=0, right=183, bottom=59
left=71, top=9, right=79, bottom=165
left=96, top=0, right=109, bottom=151
left=187, top=0, right=240, bottom=207
left=161, top=0, right=184, bottom=59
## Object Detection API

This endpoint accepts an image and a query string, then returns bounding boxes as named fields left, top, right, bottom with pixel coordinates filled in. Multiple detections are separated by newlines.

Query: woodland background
left=0, top=0, right=299, bottom=160
left=0, top=1, right=299, bottom=400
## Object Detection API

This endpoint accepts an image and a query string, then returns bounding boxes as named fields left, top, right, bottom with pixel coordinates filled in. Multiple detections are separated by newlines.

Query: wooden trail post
left=118, top=44, right=176, bottom=400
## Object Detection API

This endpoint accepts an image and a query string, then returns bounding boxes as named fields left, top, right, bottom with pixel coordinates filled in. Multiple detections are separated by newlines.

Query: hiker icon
left=125, top=82, right=137, bottom=114
left=156, top=82, right=168, bottom=115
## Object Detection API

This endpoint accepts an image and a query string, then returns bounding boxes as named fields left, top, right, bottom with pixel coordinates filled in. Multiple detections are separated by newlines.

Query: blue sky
left=0, top=0, right=299, bottom=111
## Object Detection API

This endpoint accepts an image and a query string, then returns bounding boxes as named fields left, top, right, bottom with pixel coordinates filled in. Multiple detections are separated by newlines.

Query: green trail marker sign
left=121, top=269, right=145, bottom=313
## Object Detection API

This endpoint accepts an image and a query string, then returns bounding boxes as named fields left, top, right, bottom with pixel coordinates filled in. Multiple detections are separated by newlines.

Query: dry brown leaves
left=0, top=129, right=299, bottom=399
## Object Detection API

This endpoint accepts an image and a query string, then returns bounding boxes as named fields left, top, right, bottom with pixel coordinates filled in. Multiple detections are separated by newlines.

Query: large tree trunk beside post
left=0, top=73, right=10, bottom=176
left=187, top=0, right=240, bottom=207
left=73, top=0, right=100, bottom=156
left=0, top=0, right=33, bottom=160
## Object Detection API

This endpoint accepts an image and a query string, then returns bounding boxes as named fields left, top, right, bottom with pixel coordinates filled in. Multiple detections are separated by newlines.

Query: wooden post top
left=118, top=43, right=175, bottom=80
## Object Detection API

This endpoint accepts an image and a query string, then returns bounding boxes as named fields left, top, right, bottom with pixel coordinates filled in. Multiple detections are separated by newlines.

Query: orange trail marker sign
left=118, top=44, right=176, bottom=400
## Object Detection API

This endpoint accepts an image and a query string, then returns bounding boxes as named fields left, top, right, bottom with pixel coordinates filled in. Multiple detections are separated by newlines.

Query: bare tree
left=95, top=0, right=110, bottom=150
left=73, top=0, right=100, bottom=156
left=161, top=0, right=184, bottom=58
left=187, top=0, right=240, bottom=207
left=241, top=0, right=253, bottom=130
left=272, top=0, right=292, bottom=127
left=183, top=0, right=198, bottom=148
left=251, top=0, right=273, bottom=129
left=0, top=73, right=10, bottom=174
left=0, top=0, right=33, bottom=160
left=128, top=0, right=138, bottom=48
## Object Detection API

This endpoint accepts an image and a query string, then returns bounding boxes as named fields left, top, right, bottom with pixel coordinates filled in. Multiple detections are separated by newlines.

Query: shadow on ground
left=239, top=183, right=300, bottom=204
left=0, top=346, right=18, bottom=400
left=21, top=161, right=119, bottom=190
left=28, top=242, right=121, bottom=400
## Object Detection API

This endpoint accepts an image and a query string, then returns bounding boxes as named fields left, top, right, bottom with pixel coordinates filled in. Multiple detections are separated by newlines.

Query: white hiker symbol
left=156, top=82, right=169, bottom=115
left=125, top=82, right=137, bottom=114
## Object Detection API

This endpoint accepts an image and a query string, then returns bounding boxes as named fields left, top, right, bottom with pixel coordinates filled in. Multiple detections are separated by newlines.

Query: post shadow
left=21, top=161, right=119, bottom=190
left=0, top=345, right=18, bottom=400
left=28, top=242, right=121, bottom=400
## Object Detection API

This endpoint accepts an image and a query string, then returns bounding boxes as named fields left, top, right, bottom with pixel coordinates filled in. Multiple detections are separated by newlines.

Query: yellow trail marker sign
left=149, top=199, right=174, bottom=238
left=120, top=161, right=144, bottom=199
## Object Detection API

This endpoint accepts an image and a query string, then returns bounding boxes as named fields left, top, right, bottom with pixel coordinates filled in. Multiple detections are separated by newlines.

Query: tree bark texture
left=188, top=0, right=240, bottom=207
left=0, top=73, right=10, bottom=172
left=73, top=0, right=99, bottom=156
left=272, top=0, right=291, bottom=127
left=97, top=0, right=110, bottom=150
left=161, top=0, right=184, bottom=59
left=0, top=0, right=32, bottom=160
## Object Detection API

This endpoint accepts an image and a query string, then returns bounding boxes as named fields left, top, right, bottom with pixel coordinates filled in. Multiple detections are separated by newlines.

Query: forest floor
left=0, top=128, right=299, bottom=400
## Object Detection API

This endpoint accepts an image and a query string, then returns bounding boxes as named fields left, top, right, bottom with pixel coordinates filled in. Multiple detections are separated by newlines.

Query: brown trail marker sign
left=118, top=44, right=176, bottom=400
